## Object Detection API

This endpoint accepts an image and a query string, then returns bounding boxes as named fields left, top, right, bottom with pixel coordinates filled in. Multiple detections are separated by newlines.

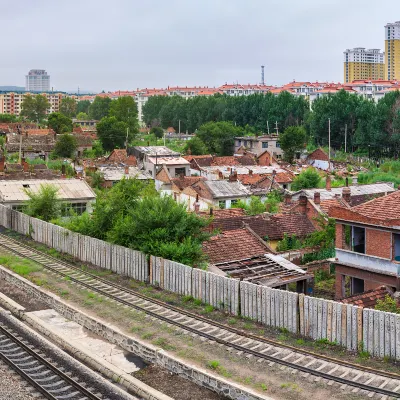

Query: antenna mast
left=261, top=65, right=265, bottom=85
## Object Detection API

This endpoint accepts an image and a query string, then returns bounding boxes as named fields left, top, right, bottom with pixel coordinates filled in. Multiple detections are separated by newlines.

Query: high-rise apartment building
left=385, top=21, right=400, bottom=80
left=343, top=48, right=384, bottom=83
left=25, top=69, right=50, bottom=92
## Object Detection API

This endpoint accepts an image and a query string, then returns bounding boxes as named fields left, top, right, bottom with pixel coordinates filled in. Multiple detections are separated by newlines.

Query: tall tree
left=96, top=116, right=128, bottom=151
left=109, top=96, right=139, bottom=136
left=279, top=126, right=307, bottom=163
left=76, top=112, right=89, bottom=120
left=23, top=184, right=60, bottom=222
left=21, top=94, right=50, bottom=122
left=48, top=112, right=73, bottom=134
left=76, top=100, right=91, bottom=115
left=54, top=134, right=77, bottom=158
left=88, top=96, right=112, bottom=120
left=59, top=97, right=77, bottom=118
left=196, top=121, right=242, bottom=156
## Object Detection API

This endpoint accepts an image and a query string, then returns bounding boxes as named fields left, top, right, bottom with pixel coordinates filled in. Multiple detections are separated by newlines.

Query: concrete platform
left=28, top=309, right=147, bottom=374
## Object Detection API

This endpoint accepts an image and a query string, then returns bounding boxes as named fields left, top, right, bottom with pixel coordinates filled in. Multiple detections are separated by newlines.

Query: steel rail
left=0, top=324, right=101, bottom=400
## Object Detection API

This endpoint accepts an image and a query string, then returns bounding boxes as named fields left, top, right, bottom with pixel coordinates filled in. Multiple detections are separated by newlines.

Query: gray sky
left=1, top=0, right=399, bottom=92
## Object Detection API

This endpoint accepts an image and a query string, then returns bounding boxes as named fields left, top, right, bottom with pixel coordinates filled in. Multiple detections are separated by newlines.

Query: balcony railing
left=335, top=248, right=400, bottom=276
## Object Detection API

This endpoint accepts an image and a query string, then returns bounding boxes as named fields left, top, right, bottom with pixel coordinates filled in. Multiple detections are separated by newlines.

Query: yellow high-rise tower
left=385, top=21, right=400, bottom=80
left=343, top=48, right=385, bottom=83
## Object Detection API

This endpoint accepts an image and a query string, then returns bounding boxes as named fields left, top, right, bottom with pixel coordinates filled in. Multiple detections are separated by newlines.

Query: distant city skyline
left=1, top=1, right=400, bottom=92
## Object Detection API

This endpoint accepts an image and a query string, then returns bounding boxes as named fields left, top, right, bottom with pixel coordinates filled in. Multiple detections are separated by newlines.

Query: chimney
left=326, top=175, right=331, bottom=191
left=352, top=176, right=358, bottom=186
left=194, top=194, right=200, bottom=214
left=345, top=177, right=349, bottom=187
left=218, top=171, right=223, bottom=180
left=284, top=193, right=292, bottom=205
left=124, top=165, right=129, bottom=175
left=21, top=157, right=29, bottom=172
left=229, top=171, right=238, bottom=182
left=299, top=195, right=307, bottom=214
left=342, top=186, right=351, bottom=203
left=313, top=191, right=321, bottom=205
left=249, top=169, right=253, bottom=176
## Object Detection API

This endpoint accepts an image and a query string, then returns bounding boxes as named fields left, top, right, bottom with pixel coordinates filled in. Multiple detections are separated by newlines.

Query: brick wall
left=335, top=223, right=344, bottom=249
left=366, top=228, right=392, bottom=259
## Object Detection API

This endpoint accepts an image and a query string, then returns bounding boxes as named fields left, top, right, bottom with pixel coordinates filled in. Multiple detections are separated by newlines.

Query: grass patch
left=141, top=332, right=155, bottom=340
left=0, top=254, right=42, bottom=276
left=152, top=337, right=177, bottom=351
left=207, top=360, right=220, bottom=370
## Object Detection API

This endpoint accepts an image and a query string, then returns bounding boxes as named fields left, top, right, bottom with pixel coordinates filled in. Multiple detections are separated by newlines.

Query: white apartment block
left=25, top=70, right=50, bottom=92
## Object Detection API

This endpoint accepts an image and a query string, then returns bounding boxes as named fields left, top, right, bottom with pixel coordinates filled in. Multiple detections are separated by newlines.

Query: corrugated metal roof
left=0, top=179, right=96, bottom=203
left=292, top=183, right=395, bottom=201
left=99, top=166, right=152, bottom=181
left=134, top=146, right=180, bottom=156
left=204, top=180, right=250, bottom=199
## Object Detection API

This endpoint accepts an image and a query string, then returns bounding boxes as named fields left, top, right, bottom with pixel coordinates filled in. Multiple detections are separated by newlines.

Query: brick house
left=329, top=190, right=400, bottom=299
left=306, top=148, right=332, bottom=171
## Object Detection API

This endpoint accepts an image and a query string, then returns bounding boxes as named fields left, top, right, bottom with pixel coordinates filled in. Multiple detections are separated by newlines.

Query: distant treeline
left=143, top=90, right=400, bottom=154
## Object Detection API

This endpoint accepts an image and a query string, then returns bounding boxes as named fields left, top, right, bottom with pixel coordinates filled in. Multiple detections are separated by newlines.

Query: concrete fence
left=1, top=205, right=400, bottom=360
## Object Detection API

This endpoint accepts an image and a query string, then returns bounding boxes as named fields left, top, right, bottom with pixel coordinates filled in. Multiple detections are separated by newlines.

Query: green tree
left=279, top=126, right=307, bottom=163
left=53, top=134, right=77, bottom=158
left=291, top=168, right=321, bottom=190
left=276, top=233, right=302, bottom=251
left=20, top=94, right=50, bottom=122
left=88, top=96, right=111, bottom=120
left=96, top=116, right=128, bottom=151
left=48, top=112, right=73, bottom=134
left=0, top=114, right=17, bottom=123
left=76, top=112, right=89, bottom=120
left=150, top=126, right=164, bottom=139
left=109, top=96, right=139, bottom=138
left=23, top=184, right=61, bottom=222
left=304, top=216, right=335, bottom=249
left=76, top=100, right=91, bottom=115
left=183, top=137, right=208, bottom=155
left=108, top=195, right=210, bottom=266
left=375, top=295, right=400, bottom=314
left=237, top=196, right=266, bottom=215
left=196, top=121, right=242, bottom=156
left=59, top=97, right=77, bottom=118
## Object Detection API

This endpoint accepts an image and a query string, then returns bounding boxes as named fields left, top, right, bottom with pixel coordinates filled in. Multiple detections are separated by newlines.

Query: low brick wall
left=0, top=265, right=268, bottom=400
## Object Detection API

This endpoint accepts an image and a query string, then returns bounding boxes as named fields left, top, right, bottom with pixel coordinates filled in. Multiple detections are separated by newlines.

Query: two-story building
left=129, top=146, right=190, bottom=177
left=234, top=135, right=283, bottom=158
left=329, top=190, right=400, bottom=299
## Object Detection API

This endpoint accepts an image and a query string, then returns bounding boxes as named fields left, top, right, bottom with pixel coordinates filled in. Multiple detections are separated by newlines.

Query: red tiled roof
left=207, top=212, right=316, bottom=241
left=25, top=129, right=54, bottom=135
left=107, top=149, right=137, bottom=166
left=274, top=172, right=293, bottom=184
left=341, top=286, right=393, bottom=309
left=171, top=176, right=205, bottom=191
left=202, top=228, right=270, bottom=264
left=237, top=173, right=268, bottom=185
left=307, top=148, right=329, bottom=162
left=211, top=156, right=240, bottom=166
left=350, top=190, right=400, bottom=221
left=319, top=198, right=347, bottom=214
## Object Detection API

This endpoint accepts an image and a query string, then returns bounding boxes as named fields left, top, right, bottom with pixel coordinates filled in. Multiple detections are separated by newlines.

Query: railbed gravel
left=0, top=359, right=43, bottom=400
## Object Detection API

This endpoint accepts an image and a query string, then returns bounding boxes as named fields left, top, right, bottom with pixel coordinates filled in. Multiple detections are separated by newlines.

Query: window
left=61, top=202, right=87, bottom=216
left=352, top=226, right=365, bottom=254
left=231, top=199, right=238, bottom=207
left=175, top=167, right=186, bottom=177
left=218, top=200, right=226, bottom=209
left=262, top=142, right=269, bottom=148
left=276, top=142, right=281, bottom=148
left=393, top=233, right=400, bottom=261
left=12, top=205, right=23, bottom=212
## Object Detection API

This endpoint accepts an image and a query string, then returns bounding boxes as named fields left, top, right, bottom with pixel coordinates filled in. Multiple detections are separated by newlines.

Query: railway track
left=0, top=233, right=400, bottom=398
left=0, top=322, right=102, bottom=400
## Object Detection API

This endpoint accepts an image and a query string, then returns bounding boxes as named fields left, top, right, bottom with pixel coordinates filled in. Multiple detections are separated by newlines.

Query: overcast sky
left=1, top=0, right=399, bottom=92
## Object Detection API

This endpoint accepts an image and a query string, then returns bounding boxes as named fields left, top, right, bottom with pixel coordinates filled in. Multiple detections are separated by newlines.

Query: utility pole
left=178, top=120, right=181, bottom=135
left=328, top=118, right=331, bottom=161
left=274, top=121, right=279, bottom=135
left=344, top=124, right=347, bottom=153
left=125, top=127, right=129, bottom=151
left=267, top=121, right=270, bottom=135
